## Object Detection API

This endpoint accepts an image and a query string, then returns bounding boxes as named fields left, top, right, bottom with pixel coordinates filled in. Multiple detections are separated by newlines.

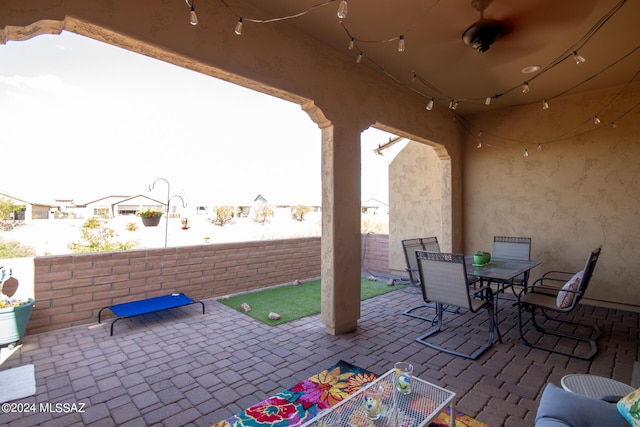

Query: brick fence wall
left=361, top=233, right=389, bottom=274
left=27, top=234, right=389, bottom=335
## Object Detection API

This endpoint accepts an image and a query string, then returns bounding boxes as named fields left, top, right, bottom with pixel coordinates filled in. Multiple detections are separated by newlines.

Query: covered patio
left=1, top=285, right=637, bottom=426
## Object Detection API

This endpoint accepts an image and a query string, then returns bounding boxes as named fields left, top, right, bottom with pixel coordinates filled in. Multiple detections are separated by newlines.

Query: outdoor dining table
left=464, top=256, right=542, bottom=320
left=465, top=256, right=541, bottom=286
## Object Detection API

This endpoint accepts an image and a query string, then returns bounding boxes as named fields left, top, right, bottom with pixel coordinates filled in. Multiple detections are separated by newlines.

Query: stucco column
left=320, top=123, right=362, bottom=335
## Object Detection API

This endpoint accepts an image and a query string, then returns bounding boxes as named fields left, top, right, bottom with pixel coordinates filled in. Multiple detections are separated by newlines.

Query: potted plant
left=0, top=266, right=35, bottom=347
left=136, top=207, right=164, bottom=227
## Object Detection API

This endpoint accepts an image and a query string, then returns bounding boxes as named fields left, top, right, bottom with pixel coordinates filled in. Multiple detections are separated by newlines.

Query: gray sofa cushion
left=535, top=383, right=629, bottom=427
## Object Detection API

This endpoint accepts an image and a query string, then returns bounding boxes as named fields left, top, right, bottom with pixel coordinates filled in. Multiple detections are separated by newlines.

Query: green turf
left=218, top=278, right=400, bottom=326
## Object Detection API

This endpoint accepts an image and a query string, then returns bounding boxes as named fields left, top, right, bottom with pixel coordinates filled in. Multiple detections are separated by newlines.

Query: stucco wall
left=388, top=141, right=445, bottom=274
left=462, top=82, right=640, bottom=309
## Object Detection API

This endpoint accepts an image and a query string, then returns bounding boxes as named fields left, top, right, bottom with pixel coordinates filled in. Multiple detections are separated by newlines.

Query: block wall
left=29, top=237, right=322, bottom=335
left=26, top=234, right=390, bottom=335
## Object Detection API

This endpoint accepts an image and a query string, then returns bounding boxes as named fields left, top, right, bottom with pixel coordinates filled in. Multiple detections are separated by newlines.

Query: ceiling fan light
left=462, top=18, right=505, bottom=53
left=572, top=51, right=586, bottom=64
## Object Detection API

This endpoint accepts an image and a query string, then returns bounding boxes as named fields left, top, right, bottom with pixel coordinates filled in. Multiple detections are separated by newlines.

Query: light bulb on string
left=612, top=121, right=617, bottom=128
left=397, top=35, right=405, bottom=52
left=485, top=97, right=492, bottom=105
left=593, top=115, right=601, bottom=124
left=522, top=82, right=530, bottom=93
left=234, top=18, right=243, bottom=35
left=542, top=99, right=549, bottom=110
left=189, top=4, right=198, bottom=25
left=337, top=0, right=348, bottom=19
left=572, top=51, right=586, bottom=64
left=426, top=98, right=434, bottom=111
left=477, top=142, right=482, bottom=149
left=523, top=149, right=529, bottom=157
left=348, top=38, right=355, bottom=50
left=356, top=52, right=363, bottom=64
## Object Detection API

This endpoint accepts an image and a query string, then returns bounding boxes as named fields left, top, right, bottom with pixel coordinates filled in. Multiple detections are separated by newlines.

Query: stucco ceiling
left=232, top=0, right=640, bottom=115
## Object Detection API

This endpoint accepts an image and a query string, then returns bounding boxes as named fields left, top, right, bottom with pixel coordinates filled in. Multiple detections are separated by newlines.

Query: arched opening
left=363, top=124, right=453, bottom=277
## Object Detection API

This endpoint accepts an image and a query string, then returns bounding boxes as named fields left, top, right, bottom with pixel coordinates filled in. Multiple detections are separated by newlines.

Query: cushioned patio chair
left=415, top=250, right=501, bottom=360
left=517, top=247, right=602, bottom=360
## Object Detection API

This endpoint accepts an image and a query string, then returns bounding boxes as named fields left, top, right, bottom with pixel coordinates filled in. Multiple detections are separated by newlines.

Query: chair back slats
left=576, top=247, right=602, bottom=298
left=492, top=236, right=532, bottom=260
left=416, top=251, right=471, bottom=309
left=402, top=237, right=440, bottom=285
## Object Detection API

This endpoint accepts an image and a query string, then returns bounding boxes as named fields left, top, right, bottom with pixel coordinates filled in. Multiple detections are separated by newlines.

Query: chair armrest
left=542, top=270, right=577, bottom=280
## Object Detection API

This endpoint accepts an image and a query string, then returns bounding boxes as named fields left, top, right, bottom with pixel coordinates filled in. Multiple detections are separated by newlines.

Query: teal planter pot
left=0, top=299, right=35, bottom=346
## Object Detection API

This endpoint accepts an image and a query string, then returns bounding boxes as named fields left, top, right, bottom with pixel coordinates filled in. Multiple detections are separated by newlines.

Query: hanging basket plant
left=137, top=208, right=164, bottom=227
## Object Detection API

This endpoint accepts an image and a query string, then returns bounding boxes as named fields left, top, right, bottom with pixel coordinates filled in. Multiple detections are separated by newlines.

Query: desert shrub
left=252, top=205, right=274, bottom=225
left=210, top=206, right=234, bottom=226
left=0, top=237, right=36, bottom=258
left=68, top=218, right=139, bottom=253
left=291, top=205, right=311, bottom=222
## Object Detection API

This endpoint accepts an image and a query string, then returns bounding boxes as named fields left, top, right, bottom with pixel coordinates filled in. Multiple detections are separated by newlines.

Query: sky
left=0, top=31, right=401, bottom=206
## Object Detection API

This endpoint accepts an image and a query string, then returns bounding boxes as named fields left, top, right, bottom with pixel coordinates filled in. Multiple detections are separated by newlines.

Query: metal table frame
left=300, top=369, right=457, bottom=427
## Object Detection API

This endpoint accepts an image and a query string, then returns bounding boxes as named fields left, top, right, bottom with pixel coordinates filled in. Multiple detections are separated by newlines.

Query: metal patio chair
left=400, top=237, right=443, bottom=320
left=415, top=250, right=501, bottom=360
left=517, top=247, right=602, bottom=360
left=492, top=235, right=532, bottom=291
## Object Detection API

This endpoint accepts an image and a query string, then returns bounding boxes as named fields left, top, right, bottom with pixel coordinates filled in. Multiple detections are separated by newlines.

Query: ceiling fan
left=461, top=0, right=509, bottom=52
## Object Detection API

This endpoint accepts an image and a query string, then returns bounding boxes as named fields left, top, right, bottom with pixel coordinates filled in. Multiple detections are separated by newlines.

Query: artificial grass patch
left=218, top=278, right=399, bottom=326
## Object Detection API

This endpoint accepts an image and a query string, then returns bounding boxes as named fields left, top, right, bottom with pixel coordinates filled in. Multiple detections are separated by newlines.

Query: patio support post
left=319, top=122, right=362, bottom=335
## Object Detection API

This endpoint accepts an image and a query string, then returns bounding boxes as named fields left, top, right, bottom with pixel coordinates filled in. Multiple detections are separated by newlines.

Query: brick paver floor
left=0, top=284, right=638, bottom=427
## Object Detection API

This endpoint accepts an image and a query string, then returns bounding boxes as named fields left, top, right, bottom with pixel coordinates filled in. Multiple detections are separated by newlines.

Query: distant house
left=73, top=195, right=166, bottom=218
left=362, top=198, right=389, bottom=216
left=0, top=192, right=61, bottom=220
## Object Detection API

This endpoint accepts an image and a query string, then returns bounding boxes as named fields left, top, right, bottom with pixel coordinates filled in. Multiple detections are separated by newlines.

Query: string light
left=337, top=0, right=348, bottom=19
left=426, top=98, right=434, bottom=111
left=538, top=144, right=542, bottom=150
left=593, top=115, right=601, bottom=124
left=612, top=121, right=617, bottom=128
left=187, top=0, right=198, bottom=26
left=209, top=0, right=634, bottom=152
left=234, top=18, right=243, bottom=35
left=397, top=35, right=405, bottom=52
left=523, top=149, right=529, bottom=157
left=572, top=50, right=586, bottom=64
